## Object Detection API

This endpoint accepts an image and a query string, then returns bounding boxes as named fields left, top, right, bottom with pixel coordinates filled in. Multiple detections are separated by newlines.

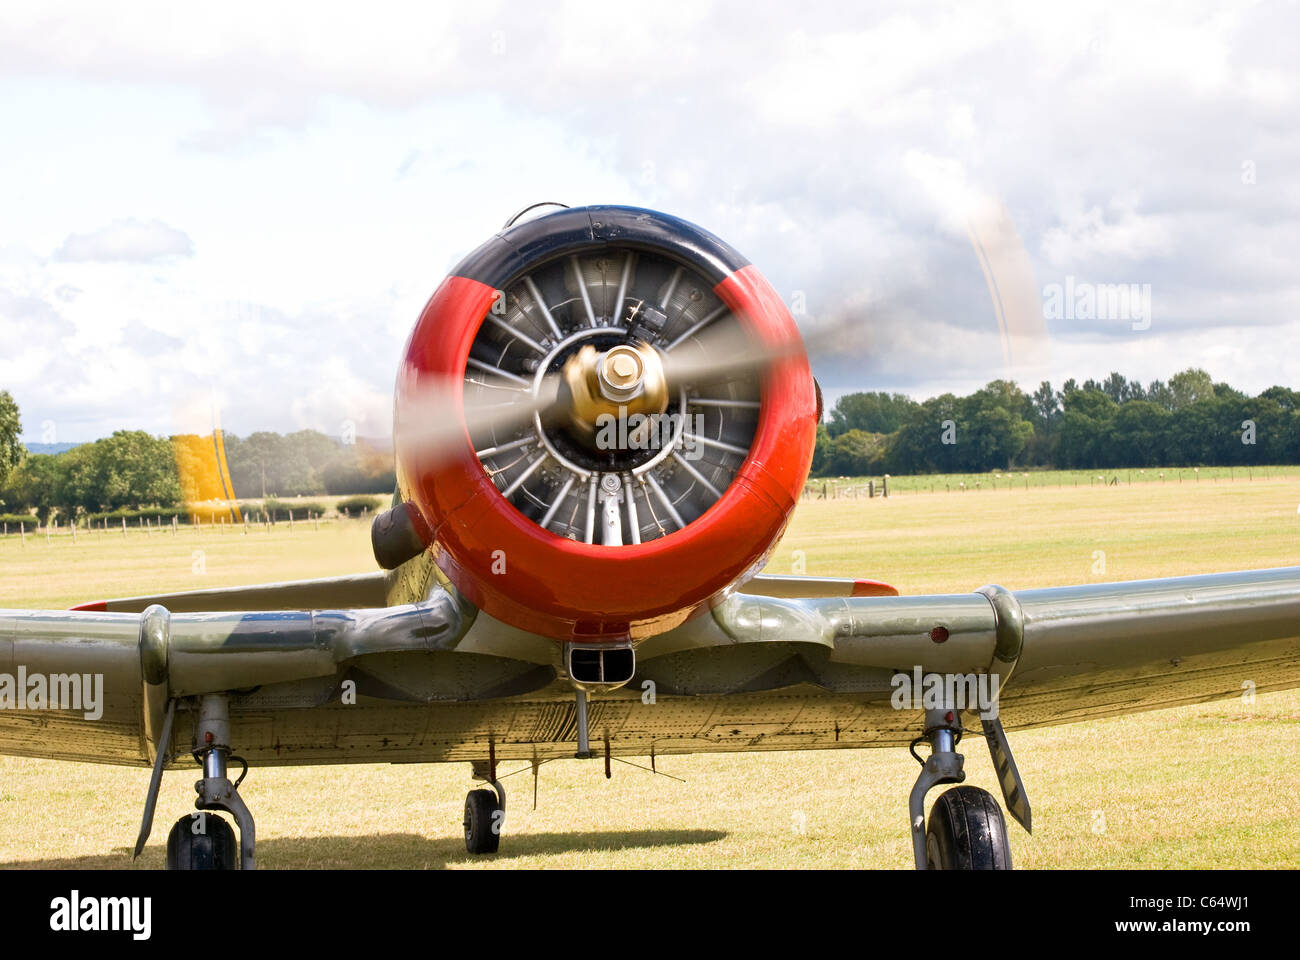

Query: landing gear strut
left=166, top=694, right=256, bottom=870
left=907, top=703, right=1026, bottom=870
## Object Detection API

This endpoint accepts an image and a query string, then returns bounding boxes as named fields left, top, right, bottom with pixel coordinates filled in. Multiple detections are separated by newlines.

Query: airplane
left=2, top=203, right=1297, bottom=870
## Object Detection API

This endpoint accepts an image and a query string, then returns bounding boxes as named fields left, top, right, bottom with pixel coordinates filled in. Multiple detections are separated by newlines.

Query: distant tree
left=1099, top=372, right=1145, bottom=404
left=226, top=432, right=285, bottom=498
left=1058, top=390, right=1118, bottom=468
left=1259, top=385, right=1300, bottom=412
left=886, top=393, right=962, bottom=474
left=1107, top=401, right=1170, bottom=466
left=1101, top=372, right=1128, bottom=404
left=0, top=391, right=23, bottom=488
left=810, top=423, right=831, bottom=473
left=1022, top=381, right=1062, bottom=466
left=321, top=442, right=397, bottom=494
left=0, top=452, right=60, bottom=523
left=1168, top=368, right=1215, bottom=409
left=224, top=429, right=339, bottom=497
left=964, top=380, right=1034, bottom=470
left=1212, top=381, right=1246, bottom=403
left=56, top=431, right=181, bottom=515
left=1146, top=379, right=1175, bottom=411
left=1167, top=399, right=1220, bottom=465
left=825, top=429, right=888, bottom=475
left=826, top=391, right=918, bottom=437
left=1030, top=381, right=1060, bottom=428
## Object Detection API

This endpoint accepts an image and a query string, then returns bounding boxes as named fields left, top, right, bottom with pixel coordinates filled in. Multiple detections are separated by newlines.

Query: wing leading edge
left=69, top=571, right=391, bottom=613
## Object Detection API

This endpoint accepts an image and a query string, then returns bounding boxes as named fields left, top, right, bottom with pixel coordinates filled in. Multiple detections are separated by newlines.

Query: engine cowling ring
left=396, top=206, right=817, bottom=641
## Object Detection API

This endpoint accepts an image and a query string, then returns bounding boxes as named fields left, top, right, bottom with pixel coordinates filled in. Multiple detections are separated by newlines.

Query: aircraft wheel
left=464, top=788, right=503, bottom=854
left=166, top=812, right=238, bottom=870
left=925, top=786, right=1012, bottom=870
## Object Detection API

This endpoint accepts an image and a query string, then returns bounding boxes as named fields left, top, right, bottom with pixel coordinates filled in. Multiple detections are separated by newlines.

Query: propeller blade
left=661, top=317, right=805, bottom=387
left=395, top=375, right=560, bottom=462
left=397, top=297, right=875, bottom=463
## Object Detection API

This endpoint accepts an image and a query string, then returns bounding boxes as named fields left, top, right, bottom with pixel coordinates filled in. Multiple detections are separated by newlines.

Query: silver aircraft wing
left=0, top=566, right=1297, bottom=770
left=637, top=565, right=1300, bottom=729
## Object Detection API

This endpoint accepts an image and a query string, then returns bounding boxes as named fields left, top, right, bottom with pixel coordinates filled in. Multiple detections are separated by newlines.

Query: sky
left=1, top=1, right=1297, bottom=443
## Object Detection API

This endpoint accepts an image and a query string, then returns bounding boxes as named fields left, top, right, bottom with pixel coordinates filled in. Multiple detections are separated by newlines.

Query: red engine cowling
left=393, top=205, right=817, bottom=641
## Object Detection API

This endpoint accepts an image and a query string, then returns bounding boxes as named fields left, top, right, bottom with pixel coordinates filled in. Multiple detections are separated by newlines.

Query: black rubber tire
left=166, top=812, right=238, bottom=870
left=925, top=786, right=1012, bottom=870
left=464, top=789, right=503, bottom=854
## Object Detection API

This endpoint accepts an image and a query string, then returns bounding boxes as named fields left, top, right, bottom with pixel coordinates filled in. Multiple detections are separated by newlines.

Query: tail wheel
left=925, top=786, right=1012, bottom=870
left=463, top=788, right=503, bottom=855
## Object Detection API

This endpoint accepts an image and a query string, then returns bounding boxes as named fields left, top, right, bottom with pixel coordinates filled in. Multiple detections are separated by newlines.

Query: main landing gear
left=135, top=694, right=257, bottom=870
left=908, top=703, right=1030, bottom=870
left=169, top=694, right=255, bottom=869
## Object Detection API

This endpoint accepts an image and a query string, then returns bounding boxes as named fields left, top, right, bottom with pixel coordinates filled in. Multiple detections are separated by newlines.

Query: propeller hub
left=562, top=342, right=669, bottom=439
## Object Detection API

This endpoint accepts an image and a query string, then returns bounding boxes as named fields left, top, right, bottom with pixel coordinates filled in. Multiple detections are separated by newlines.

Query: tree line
left=0, top=393, right=395, bottom=525
left=814, top=368, right=1300, bottom=476
left=3, top=368, right=1298, bottom=522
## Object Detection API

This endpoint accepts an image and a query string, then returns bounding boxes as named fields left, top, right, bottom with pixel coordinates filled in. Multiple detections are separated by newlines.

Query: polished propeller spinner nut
left=597, top=346, right=646, bottom=402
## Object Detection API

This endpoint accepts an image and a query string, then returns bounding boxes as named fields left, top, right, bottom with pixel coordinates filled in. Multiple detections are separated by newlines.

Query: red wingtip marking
left=851, top=579, right=899, bottom=598
left=69, top=600, right=108, bottom=612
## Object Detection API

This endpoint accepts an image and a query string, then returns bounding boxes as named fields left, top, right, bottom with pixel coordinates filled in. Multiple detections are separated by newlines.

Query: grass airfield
left=1, top=472, right=1298, bottom=869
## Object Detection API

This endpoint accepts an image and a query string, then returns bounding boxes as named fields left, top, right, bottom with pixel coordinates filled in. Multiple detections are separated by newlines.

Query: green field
left=1, top=474, right=1298, bottom=868
left=806, top=463, right=1300, bottom=497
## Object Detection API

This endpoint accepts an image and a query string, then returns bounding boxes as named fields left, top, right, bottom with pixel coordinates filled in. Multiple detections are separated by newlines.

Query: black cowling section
left=450, top=205, right=750, bottom=290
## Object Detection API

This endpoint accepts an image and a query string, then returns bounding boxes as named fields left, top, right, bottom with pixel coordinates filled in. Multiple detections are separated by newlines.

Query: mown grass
left=808, top=463, right=1300, bottom=496
left=1, top=475, right=1298, bottom=868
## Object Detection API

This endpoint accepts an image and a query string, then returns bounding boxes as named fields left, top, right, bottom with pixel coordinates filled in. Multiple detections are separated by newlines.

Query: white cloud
left=0, top=1, right=1297, bottom=441
left=54, top=218, right=194, bottom=263
left=1040, top=200, right=1176, bottom=265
